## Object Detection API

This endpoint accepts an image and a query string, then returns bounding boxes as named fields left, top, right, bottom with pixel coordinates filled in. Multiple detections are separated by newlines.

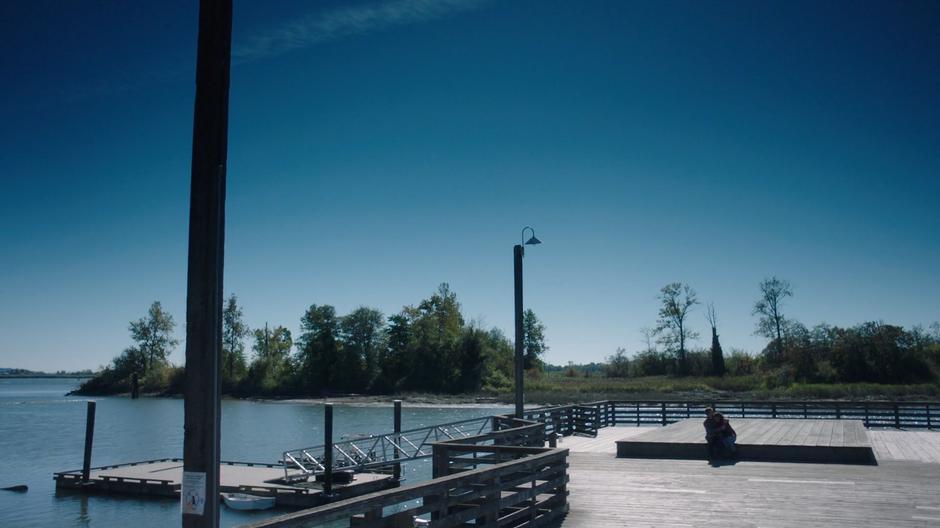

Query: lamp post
left=514, top=226, right=541, bottom=419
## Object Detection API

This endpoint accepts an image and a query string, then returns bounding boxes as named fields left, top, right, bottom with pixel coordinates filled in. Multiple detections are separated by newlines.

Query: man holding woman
left=703, top=407, right=737, bottom=459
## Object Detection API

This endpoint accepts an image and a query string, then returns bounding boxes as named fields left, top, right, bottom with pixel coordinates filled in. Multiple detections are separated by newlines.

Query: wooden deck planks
left=615, top=419, right=869, bottom=447
left=869, top=430, right=940, bottom=464
left=575, top=424, right=940, bottom=465
left=563, top=453, right=940, bottom=527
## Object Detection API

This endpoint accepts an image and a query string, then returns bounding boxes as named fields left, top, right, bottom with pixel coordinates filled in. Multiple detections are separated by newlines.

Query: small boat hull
left=222, top=492, right=276, bottom=511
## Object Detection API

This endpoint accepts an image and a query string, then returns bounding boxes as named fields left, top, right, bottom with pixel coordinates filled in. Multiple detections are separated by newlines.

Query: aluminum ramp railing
left=281, top=415, right=492, bottom=481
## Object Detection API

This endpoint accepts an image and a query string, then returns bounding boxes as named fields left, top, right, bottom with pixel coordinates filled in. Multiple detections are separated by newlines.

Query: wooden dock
left=616, top=418, right=875, bottom=464
left=560, top=426, right=940, bottom=527
left=54, top=458, right=396, bottom=508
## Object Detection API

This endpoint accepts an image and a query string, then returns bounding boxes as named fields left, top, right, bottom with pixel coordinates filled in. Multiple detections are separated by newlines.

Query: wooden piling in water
left=393, top=400, right=402, bottom=481
left=323, top=403, right=333, bottom=496
left=182, top=0, right=232, bottom=526
left=82, top=401, right=96, bottom=482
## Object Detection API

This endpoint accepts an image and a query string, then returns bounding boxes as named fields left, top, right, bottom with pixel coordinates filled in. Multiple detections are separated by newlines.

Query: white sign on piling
left=181, top=471, right=207, bottom=515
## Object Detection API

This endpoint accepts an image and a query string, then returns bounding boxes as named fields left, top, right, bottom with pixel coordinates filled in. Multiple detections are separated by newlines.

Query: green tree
left=340, top=307, right=386, bottom=388
left=374, top=312, right=414, bottom=391
left=129, top=301, right=178, bottom=373
left=246, top=323, right=293, bottom=394
left=253, top=323, right=293, bottom=362
left=409, top=283, right=464, bottom=392
left=829, top=322, right=930, bottom=383
left=654, top=283, right=699, bottom=375
left=481, top=328, right=514, bottom=391
left=455, top=325, right=487, bottom=392
left=522, top=309, right=548, bottom=371
left=113, top=347, right=146, bottom=379
left=222, top=294, right=250, bottom=383
left=753, top=276, right=793, bottom=364
left=605, top=347, right=631, bottom=378
left=297, top=304, right=343, bottom=392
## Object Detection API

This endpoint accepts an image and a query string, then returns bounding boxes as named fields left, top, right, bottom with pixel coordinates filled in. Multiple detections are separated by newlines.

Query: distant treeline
left=602, top=321, right=940, bottom=385
left=0, top=368, right=94, bottom=378
left=75, top=276, right=940, bottom=398
left=600, top=277, right=940, bottom=387
left=75, top=284, right=547, bottom=397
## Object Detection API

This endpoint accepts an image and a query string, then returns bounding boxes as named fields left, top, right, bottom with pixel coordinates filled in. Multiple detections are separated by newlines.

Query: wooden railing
left=240, top=417, right=569, bottom=528
left=522, top=400, right=939, bottom=430
left=240, top=398, right=933, bottom=527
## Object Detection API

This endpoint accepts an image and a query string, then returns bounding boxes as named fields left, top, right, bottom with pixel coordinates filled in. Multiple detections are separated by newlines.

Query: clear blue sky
left=2, top=0, right=939, bottom=372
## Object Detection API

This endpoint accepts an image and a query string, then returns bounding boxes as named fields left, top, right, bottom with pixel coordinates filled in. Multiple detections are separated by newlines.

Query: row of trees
left=644, top=277, right=791, bottom=377
left=607, top=277, right=940, bottom=385
left=78, top=284, right=549, bottom=396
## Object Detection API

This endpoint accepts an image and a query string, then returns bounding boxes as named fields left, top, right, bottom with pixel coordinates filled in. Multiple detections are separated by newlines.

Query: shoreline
left=258, top=393, right=514, bottom=408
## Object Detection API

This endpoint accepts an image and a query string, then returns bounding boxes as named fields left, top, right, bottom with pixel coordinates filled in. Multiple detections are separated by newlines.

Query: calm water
left=0, top=378, right=507, bottom=527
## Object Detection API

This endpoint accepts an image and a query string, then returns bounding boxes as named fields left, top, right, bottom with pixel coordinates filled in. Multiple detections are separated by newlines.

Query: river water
left=0, top=378, right=507, bottom=527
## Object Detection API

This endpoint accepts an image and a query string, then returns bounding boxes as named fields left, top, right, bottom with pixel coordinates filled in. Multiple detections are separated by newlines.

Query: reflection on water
left=0, top=378, right=508, bottom=527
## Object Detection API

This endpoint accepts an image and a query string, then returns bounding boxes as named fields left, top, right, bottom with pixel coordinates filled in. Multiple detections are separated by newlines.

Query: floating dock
left=54, top=458, right=396, bottom=508
left=615, top=418, right=876, bottom=464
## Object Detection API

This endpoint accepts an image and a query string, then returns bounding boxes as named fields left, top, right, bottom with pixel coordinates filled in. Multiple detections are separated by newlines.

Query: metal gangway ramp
left=280, top=415, right=493, bottom=481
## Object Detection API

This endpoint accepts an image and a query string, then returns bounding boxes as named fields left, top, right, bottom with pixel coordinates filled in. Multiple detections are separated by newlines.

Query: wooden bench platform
left=616, top=418, right=875, bottom=464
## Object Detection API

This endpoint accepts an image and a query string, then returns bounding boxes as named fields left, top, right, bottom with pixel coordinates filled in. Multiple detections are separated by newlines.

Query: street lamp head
left=521, top=226, right=541, bottom=247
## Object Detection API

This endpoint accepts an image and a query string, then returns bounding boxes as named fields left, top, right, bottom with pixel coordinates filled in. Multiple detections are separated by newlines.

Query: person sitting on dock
left=714, top=412, right=737, bottom=457
left=703, top=407, right=721, bottom=459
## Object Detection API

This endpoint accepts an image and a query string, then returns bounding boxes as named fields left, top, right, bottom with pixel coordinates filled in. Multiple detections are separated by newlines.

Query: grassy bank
left=502, top=374, right=940, bottom=405
left=73, top=369, right=940, bottom=405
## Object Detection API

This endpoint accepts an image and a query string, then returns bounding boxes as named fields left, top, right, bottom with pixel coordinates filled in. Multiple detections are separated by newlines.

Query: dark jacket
left=718, top=420, right=736, bottom=438
left=703, top=417, right=720, bottom=439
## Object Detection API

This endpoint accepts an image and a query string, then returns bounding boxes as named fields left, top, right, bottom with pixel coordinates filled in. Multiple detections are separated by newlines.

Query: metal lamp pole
left=514, top=226, right=541, bottom=419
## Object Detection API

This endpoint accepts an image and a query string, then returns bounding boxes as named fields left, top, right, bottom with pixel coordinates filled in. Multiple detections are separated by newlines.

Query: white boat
left=221, top=492, right=276, bottom=511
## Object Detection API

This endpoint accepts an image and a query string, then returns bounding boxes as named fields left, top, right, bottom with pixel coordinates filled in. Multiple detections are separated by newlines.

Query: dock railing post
left=324, top=403, right=333, bottom=496
left=661, top=402, right=667, bottom=426
left=393, top=400, right=402, bottom=481
left=927, top=403, right=932, bottom=430
left=772, top=403, right=777, bottom=419
left=894, top=403, right=900, bottom=429
left=81, top=401, right=96, bottom=483
left=864, top=403, right=869, bottom=427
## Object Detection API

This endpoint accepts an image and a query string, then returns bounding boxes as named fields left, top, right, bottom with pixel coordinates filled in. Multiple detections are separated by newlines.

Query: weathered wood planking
left=563, top=425, right=940, bottom=466
left=615, top=419, right=875, bottom=464
left=868, top=430, right=940, bottom=464
left=563, top=453, right=940, bottom=527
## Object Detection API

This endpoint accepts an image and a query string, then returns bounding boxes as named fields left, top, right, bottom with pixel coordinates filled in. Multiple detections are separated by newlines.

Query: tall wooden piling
left=182, top=0, right=232, bottom=526
left=393, top=400, right=402, bottom=481
left=323, top=403, right=333, bottom=496
left=81, top=401, right=96, bottom=482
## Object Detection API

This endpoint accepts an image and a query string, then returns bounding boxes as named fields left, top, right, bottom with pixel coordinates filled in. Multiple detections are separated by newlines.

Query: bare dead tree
left=705, top=302, right=725, bottom=376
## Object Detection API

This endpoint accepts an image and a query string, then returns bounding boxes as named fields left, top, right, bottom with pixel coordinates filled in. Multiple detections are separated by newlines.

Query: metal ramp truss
left=281, top=415, right=492, bottom=480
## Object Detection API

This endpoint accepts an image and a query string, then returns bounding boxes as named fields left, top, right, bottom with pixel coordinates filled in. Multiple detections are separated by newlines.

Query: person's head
left=714, top=413, right=725, bottom=424
left=705, top=407, right=715, bottom=418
